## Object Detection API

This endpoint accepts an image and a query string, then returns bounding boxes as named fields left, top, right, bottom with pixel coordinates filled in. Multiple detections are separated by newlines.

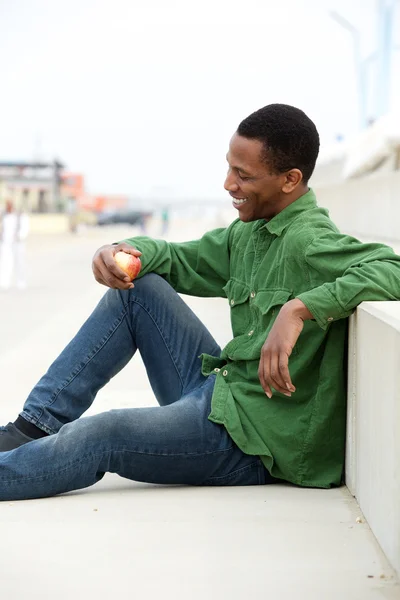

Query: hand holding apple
left=114, top=251, right=141, bottom=280
left=92, top=243, right=142, bottom=289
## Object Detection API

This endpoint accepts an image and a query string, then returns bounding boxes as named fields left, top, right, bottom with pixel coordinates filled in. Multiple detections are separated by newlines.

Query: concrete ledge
left=346, top=302, right=400, bottom=575
left=29, top=213, right=69, bottom=234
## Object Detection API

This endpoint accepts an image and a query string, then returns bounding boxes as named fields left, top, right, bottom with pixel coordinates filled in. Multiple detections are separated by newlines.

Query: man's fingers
left=92, top=263, right=106, bottom=286
left=104, top=254, right=133, bottom=282
left=269, top=353, right=292, bottom=397
left=114, top=243, right=142, bottom=257
left=96, top=258, right=134, bottom=289
left=258, top=356, right=272, bottom=398
left=260, top=347, right=295, bottom=398
left=92, top=244, right=139, bottom=288
left=119, top=245, right=142, bottom=257
left=278, top=352, right=295, bottom=393
left=93, top=244, right=142, bottom=283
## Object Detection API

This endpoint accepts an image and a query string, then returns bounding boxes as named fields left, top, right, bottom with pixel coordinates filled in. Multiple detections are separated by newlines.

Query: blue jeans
left=0, top=274, right=274, bottom=500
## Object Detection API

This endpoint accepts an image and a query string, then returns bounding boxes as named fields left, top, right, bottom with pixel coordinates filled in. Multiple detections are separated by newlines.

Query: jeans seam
left=24, top=308, right=131, bottom=434
left=19, top=414, right=54, bottom=435
left=204, top=460, right=262, bottom=484
left=125, top=294, right=186, bottom=391
left=0, top=446, right=237, bottom=484
left=114, top=443, right=235, bottom=458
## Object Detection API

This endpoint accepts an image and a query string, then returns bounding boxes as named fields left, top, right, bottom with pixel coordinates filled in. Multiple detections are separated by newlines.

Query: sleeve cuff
left=296, top=286, right=352, bottom=330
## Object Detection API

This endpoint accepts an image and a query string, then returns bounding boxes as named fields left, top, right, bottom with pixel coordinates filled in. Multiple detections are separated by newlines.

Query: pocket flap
left=253, top=289, right=292, bottom=314
left=222, top=279, right=250, bottom=306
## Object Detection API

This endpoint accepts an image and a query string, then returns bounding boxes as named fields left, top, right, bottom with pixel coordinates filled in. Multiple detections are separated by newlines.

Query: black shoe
left=0, top=423, right=34, bottom=452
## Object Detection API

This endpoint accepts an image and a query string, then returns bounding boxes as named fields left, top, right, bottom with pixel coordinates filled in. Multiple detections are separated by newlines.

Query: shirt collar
left=263, top=188, right=317, bottom=236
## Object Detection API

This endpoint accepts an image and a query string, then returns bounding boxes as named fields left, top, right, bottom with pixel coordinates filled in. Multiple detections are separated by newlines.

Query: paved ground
left=0, top=221, right=399, bottom=599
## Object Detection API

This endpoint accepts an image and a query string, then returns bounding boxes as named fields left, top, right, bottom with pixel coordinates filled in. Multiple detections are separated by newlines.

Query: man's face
left=224, top=133, right=289, bottom=222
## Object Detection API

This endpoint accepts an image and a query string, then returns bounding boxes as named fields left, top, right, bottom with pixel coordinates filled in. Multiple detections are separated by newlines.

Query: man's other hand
left=258, top=299, right=313, bottom=398
left=92, top=243, right=142, bottom=290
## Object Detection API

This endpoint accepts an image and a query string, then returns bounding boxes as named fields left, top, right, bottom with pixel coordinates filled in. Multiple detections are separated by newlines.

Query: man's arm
left=259, top=232, right=400, bottom=397
left=92, top=222, right=237, bottom=297
left=122, top=225, right=234, bottom=297
left=297, top=232, right=400, bottom=329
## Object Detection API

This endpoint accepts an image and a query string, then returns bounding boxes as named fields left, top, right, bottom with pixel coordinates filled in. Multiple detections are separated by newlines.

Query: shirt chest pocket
left=253, top=289, right=293, bottom=317
left=223, top=279, right=251, bottom=336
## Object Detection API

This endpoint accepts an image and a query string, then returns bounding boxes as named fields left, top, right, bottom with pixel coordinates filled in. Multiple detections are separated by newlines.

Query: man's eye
left=238, top=174, right=250, bottom=181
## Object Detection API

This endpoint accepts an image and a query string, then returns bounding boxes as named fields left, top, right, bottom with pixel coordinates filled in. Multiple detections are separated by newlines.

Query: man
left=1, top=104, right=399, bottom=501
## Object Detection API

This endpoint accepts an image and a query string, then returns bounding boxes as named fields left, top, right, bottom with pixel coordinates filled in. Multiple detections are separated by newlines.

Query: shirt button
left=327, top=317, right=333, bottom=322
left=250, top=291, right=256, bottom=298
left=230, top=299, right=235, bottom=306
left=214, top=368, right=220, bottom=373
left=222, top=370, right=228, bottom=376
left=248, top=330, right=254, bottom=336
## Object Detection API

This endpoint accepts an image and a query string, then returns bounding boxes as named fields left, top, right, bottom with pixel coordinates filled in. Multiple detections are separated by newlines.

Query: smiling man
left=1, top=103, right=400, bottom=500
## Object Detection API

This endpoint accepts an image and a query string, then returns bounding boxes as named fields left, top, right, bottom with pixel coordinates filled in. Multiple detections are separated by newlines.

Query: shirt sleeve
left=120, top=224, right=234, bottom=297
left=296, top=232, right=400, bottom=330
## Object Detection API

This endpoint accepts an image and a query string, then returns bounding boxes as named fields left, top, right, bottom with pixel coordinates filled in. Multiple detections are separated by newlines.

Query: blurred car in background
left=97, top=210, right=153, bottom=226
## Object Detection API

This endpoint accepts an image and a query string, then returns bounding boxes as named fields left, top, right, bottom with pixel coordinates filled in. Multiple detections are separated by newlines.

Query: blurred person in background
left=15, top=205, right=30, bottom=289
left=160, top=206, right=170, bottom=236
left=0, top=200, right=29, bottom=291
left=138, top=212, right=147, bottom=234
left=138, top=211, right=153, bottom=234
left=2, top=104, right=400, bottom=501
left=67, top=197, right=78, bottom=234
left=0, top=200, right=17, bottom=290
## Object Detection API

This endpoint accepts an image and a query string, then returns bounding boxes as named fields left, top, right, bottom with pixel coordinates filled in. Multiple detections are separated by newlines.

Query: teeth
left=233, top=198, right=248, bottom=205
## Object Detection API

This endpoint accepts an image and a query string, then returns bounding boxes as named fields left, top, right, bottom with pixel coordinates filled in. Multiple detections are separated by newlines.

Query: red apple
left=114, top=251, right=141, bottom=280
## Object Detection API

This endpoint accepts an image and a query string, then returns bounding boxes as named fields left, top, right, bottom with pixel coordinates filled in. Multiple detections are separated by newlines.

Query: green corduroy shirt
left=122, top=189, right=400, bottom=488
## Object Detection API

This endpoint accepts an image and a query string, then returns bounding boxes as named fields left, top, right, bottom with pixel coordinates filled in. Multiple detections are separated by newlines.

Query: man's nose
left=224, top=170, right=239, bottom=192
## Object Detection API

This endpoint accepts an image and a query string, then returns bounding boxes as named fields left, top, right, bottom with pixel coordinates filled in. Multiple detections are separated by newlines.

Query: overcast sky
left=0, top=0, right=399, bottom=199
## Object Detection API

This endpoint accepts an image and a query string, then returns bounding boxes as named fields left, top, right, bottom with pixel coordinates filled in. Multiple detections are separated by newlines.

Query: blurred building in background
left=0, top=160, right=64, bottom=212
left=0, top=163, right=131, bottom=219
left=88, top=194, right=128, bottom=213
left=59, top=173, right=129, bottom=211
left=60, top=171, right=85, bottom=206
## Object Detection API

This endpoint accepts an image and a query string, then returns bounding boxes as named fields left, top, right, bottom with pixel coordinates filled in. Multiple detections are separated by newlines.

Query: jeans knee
left=131, top=273, right=171, bottom=299
left=57, top=411, right=123, bottom=449
left=110, top=273, right=169, bottom=309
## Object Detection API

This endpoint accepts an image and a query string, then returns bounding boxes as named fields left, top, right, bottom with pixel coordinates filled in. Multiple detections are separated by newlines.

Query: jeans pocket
left=203, top=459, right=271, bottom=487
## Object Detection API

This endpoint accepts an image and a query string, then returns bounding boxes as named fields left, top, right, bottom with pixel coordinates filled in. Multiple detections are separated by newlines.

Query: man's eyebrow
left=225, top=155, right=252, bottom=176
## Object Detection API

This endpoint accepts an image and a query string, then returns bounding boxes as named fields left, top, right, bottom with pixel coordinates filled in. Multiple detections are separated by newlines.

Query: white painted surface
left=346, top=303, right=400, bottom=577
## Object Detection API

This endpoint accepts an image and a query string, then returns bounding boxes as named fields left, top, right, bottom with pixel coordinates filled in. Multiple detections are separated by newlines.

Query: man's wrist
left=282, top=298, right=314, bottom=321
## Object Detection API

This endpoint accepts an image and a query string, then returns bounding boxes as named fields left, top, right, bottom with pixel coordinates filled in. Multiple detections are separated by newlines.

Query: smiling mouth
left=232, top=198, right=248, bottom=207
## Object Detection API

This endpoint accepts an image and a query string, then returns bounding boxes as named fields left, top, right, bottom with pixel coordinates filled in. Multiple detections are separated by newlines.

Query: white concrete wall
left=314, top=170, right=400, bottom=244
left=317, top=170, right=400, bottom=575
left=216, top=170, right=400, bottom=247
left=346, top=302, right=400, bottom=576
left=301, top=168, right=400, bottom=575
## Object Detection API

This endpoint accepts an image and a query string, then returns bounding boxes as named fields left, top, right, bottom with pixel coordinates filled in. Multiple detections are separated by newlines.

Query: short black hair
left=237, top=103, right=320, bottom=184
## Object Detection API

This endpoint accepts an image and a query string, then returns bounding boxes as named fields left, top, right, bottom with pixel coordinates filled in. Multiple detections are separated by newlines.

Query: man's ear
left=282, top=169, right=303, bottom=193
